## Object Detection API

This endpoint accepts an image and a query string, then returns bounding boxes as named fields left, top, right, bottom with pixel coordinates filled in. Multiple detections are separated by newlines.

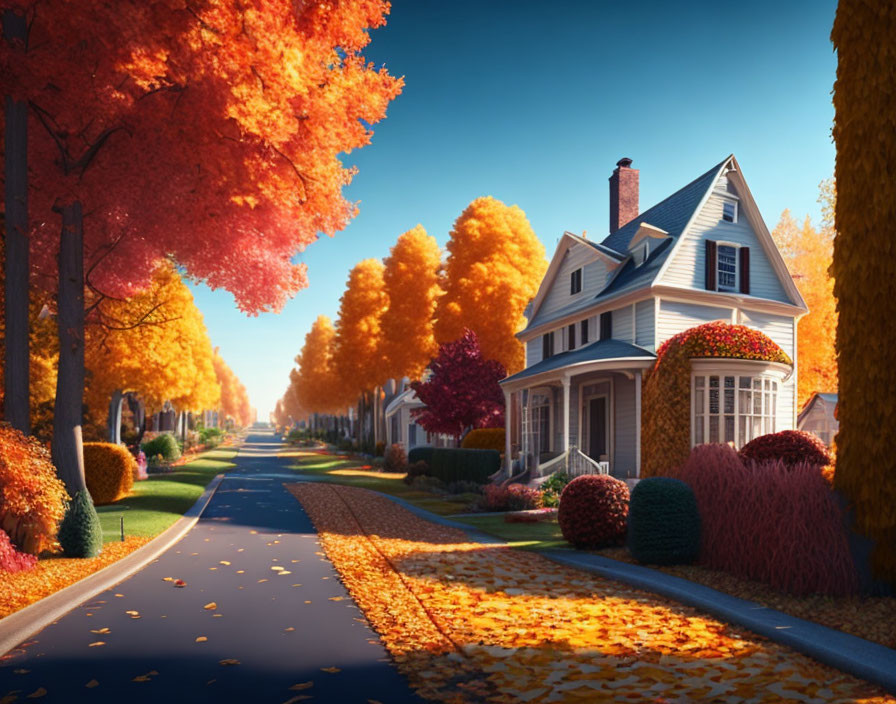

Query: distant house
left=499, top=155, right=808, bottom=479
left=797, top=392, right=838, bottom=446
left=383, top=382, right=456, bottom=450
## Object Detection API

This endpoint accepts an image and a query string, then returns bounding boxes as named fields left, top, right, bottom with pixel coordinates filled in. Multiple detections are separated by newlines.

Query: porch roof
left=501, top=339, right=656, bottom=386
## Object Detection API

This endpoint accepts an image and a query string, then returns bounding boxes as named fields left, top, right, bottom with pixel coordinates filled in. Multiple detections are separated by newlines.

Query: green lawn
left=286, top=450, right=477, bottom=516
left=96, top=448, right=238, bottom=543
left=455, top=514, right=570, bottom=550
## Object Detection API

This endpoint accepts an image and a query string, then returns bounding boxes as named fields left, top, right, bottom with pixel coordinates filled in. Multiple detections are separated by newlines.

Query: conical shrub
left=57, top=490, right=103, bottom=558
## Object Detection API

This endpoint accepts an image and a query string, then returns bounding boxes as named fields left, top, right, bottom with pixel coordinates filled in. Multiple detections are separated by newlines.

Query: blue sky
left=189, top=0, right=838, bottom=419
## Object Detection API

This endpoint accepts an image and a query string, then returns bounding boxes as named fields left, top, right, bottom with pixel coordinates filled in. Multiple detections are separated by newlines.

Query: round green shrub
left=558, top=475, right=630, bottom=549
left=140, top=433, right=181, bottom=462
left=58, top=490, right=103, bottom=558
left=627, top=477, right=700, bottom=565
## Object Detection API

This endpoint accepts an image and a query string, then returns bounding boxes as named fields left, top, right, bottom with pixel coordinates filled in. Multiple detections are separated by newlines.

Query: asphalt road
left=0, top=432, right=424, bottom=703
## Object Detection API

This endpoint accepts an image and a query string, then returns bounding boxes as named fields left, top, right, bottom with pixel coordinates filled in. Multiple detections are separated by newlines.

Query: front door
left=589, top=397, right=607, bottom=460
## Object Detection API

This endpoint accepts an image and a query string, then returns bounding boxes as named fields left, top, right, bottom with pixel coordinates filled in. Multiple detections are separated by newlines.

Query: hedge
left=427, top=448, right=500, bottom=484
left=84, top=442, right=136, bottom=505
left=407, top=446, right=435, bottom=466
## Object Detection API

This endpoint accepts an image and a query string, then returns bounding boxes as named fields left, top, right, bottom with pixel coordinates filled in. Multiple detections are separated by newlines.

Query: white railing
left=535, top=447, right=609, bottom=478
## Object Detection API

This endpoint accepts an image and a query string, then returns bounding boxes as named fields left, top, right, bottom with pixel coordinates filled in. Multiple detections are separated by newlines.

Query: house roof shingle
left=501, top=339, right=655, bottom=385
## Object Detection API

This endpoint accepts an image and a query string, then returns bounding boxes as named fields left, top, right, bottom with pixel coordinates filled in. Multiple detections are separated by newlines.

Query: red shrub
left=675, top=444, right=857, bottom=596
left=558, top=475, right=629, bottom=549
left=0, top=529, right=37, bottom=573
left=383, top=443, right=408, bottom=473
left=739, top=430, right=831, bottom=468
left=481, top=483, right=542, bottom=512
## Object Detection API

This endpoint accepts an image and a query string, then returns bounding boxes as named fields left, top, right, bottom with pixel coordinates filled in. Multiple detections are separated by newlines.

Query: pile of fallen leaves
left=287, top=482, right=894, bottom=704
left=0, top=537, right=148, bottom=619
left=598, top=546, right=896, bottom=650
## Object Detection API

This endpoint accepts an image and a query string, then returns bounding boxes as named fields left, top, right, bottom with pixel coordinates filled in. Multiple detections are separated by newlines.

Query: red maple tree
left=410, top=329, right=506, bottom=440
left=0, top=0, right=401, bottom=493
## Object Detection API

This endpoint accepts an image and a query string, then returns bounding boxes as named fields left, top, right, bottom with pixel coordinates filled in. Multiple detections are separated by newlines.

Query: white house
left=499, top=156, right=807, bottom=479
left=797, top=392, right=838, bottom=446
left=385, top=386, right=427, bottom=450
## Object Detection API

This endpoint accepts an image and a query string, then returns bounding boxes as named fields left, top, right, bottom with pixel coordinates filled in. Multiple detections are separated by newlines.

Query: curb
left=362, top=488, right=896, bottom=696
left=0, top=472, right=226, bottom=658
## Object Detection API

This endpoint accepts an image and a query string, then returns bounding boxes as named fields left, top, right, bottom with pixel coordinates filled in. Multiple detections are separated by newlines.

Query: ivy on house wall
left=641, top=322, right=791, bottom=478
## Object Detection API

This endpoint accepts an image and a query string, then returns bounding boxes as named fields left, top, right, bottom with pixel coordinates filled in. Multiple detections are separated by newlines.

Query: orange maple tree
left=212, top=349, right=252, bottom=428
left=434, top=197, right=547, bottom=374
left=772, top=184, right=838, bottom=408
left=380, top=225, right=443, bottom=382
left=293, top=315, right=352, bottom=416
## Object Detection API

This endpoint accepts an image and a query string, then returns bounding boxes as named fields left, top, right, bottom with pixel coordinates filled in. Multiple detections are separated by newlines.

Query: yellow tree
left=332, top=259, right=388, bottom=448
left=212, top=349, right=252, bottom=428
left=84, top=262, right=221, bottom=443
left=772, top=203, right=837, bottom=408
left=380, top=225, right=442, bottom=381
left=294, top=315, right=350, bottom=415
left=435, top=196, right=547, bottom=374
left=831, top=0, right=896, bottom=584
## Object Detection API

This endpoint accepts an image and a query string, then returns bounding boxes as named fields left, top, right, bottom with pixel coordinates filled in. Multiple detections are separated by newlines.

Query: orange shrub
left=461, top=428, right=506, bottom=452
left=0, top=426, right=68, bottom=555
left=83, top=442, right=136, bottom=505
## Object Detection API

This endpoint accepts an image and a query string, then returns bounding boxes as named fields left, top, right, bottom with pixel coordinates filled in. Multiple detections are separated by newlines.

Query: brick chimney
left=609, top=157, right=639, bottom=234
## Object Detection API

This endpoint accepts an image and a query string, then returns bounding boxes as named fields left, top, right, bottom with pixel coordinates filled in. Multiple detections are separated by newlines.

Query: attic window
left=570, top=268, right=583, bottom=295
left=632, top=242, right=648, bottom=267
left=722, top=200, right=737, bottom=223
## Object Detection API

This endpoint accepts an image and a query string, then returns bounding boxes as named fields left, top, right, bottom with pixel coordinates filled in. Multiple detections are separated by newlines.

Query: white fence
left=536, top=446, right=609, bottom=478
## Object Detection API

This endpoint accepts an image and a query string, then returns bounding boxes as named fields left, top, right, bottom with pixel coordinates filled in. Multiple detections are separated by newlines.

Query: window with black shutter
left=570, top=268, right=582, bottom=295
left=740, top=247, right=750, bottom=295
left=705, top=240, right=717, bottom=291
left=568, top=324, right=575, bottom=350
left=542, top=332, right=554, bottom=359
left=599, top=312, right=612, bottom=341
left=580, top=319, right=589, bottom=345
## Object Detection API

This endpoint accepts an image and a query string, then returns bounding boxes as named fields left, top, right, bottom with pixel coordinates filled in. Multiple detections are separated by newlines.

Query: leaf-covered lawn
left=286, top=482, right=894, bottom=704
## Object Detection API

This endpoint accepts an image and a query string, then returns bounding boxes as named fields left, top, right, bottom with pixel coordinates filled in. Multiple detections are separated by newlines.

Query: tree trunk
left=107, top=389, right=124, bottom=444
left=51, top=202, right=86, bottom=495
left=3, top=10, right=30, bottom=434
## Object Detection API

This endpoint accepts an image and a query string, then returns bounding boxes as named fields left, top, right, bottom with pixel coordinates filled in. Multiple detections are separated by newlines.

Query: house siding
left=537, top=245, right=603, bottom=320
left=660, top=177, right=790, bottom=303
left=657, top=300, right=733, bottom=346
left=613, top=374, right=637, bottom=479
left=635, top=299, right=655, bottom=350
left=612, top=305, right=635, bottom=344
left=526, top=337, right=542, bottom=367
left=740, top=309, right=796, bottom=430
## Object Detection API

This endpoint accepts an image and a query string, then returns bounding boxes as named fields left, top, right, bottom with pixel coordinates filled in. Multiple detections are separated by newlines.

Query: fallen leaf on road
left=125, top=610, right=140, bottom=619
left=162, top=577, right=173, bottom=582
left=174, top=580, right=186, bottom=588
left=289, top=682, right=313, bottom=690
left=13, top=669, right=29, bottom=674
left=26, top=687, right=46, bottom=698
left=203, top=602, right=217, bottom=610
left=328, top=597, right=344, bottom=602
left=114, top=594, right=124, bottom=598
left=219, top=659, right=240, bottom=666
left=195, top=637, right=207, bottom=643
left=283, top=697, right=312, bottom=703
left=236, top=570, right=245, bottom=574
left=271, top=566, right=284, bottom=572
left=278, top=571, right=292, bottom=576
left=258, top=579, right=268, bottom=583
left=284, top=627, right=295, bottom=632
left=132, top=676, right=150, bottom=682
left=219, top=561, right=231, bottom=566
left=90, top=628, right=109, bottom=635
left=85, top=680, right=99, bottom=688
left=320, top=667, right=341, bottom=674
left=88, top=642, right=105, bottom=647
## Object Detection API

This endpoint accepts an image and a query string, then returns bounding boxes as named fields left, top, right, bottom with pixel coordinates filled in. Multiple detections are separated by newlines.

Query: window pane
left=753, top=378, right=761, bottom=390
left=696, top=376, right=705, bottom=389
left=695, top=388, right=704, bottom=415
left=738, top=389, right=750, bottom=414
left=709, top=416, right=719, bottom=443
left=739, top=376, right=751, bottom=388
left=718, top=245, right=737, bottom=288
left=695, top=416, right=704, bottom=444
left=724, top=376, right=735, bottom=413
left=753, top=392, right=762, bottom=415
left=752, top=416, right=762, bottom=438
left=709, top=376, right=719, bottom=414
left=725, top=416, right=735, bottom=443
left=739, top=415, right=747, bottom=444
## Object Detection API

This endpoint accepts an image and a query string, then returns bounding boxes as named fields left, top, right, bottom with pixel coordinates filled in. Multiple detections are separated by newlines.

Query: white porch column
left=504, top=389, right=512, bottom=476
left=634, top=370, right=642, bottom=477
left=561, top=376, right=571, bottom=453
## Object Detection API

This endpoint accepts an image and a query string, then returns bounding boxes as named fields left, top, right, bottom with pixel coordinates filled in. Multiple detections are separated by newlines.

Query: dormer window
left=632, top=242, right=649, bottom=267
left=570, top=268, right=582, bottom=295
left=722, top=200, right=737, bottom=223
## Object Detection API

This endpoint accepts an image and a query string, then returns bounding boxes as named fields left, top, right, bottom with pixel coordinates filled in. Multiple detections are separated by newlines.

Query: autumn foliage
left=381, top=225, right=443, bottom=382
left=212, top=350, right=252, bottom=427
left=293, top=315, right=352, bottom=415
left=674, top=444, right=857, bottom=596
left=435, top=197, right=547, bottom=374
left=411, top=330, right=506, bottom=439
left=641, top=322, right=791, bottom=478
left=739, top=430, right=831, bottom=469
left=0, top=529, right=36, bottom=573
left=831, top=0, right=896, bottom=584
left=0, top=426, right=68, bottom=555
left=558, top=474, right=630, bottom=549
left=772, top=204, right=838, bottom=407
left=83, top=442, right=136, bottom=506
